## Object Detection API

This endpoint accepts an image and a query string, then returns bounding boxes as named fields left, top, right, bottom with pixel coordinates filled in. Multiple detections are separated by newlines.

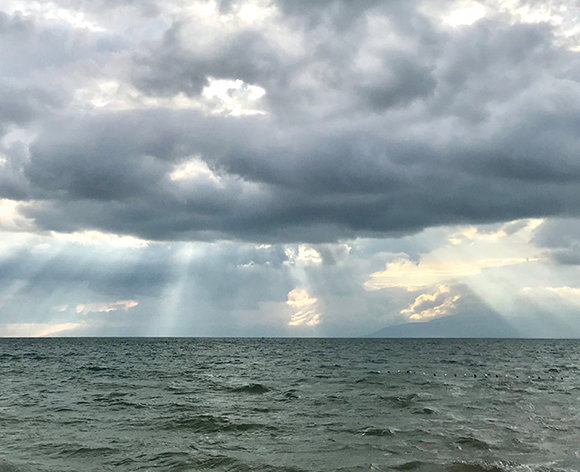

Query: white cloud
left=442, top=1, right=487, bottom=26
left=0, top=199, right=36, bottom=233
left=201, top=77, right=267, bottom=116
left=169, top=155, right=221, bottom=183
left=367, top=220, right=541, bottom=291
left=72, top=80, right=204, bottom=112
left=546, top=286, right=580, bottom=305
left=400, top=284, right=461, bottom=320
left=76, top=299, right=139, bottom=314
left=286, top=288, right=321, bottom=326
left=448, top=219, right=543, bottom=246
left=49, top=230, right=149, bottom=248
left=284, top=245, right=323, bottom=266
left=365, top=256, right=532, bottom=291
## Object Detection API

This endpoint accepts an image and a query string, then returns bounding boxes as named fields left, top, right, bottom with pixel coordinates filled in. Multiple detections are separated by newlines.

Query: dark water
left=0, top=338, right=579, bottom=472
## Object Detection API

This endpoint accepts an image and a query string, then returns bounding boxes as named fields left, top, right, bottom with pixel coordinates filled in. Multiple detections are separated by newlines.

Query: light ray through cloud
left=153, top=243, right=197, bottom=336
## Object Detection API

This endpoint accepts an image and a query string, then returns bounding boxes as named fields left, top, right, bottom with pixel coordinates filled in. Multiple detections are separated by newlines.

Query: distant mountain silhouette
left=368, top=311, right=519, bottom=338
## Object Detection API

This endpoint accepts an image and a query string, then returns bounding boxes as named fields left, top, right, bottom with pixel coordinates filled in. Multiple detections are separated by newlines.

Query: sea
left=0, top=338, right=578, bottom=472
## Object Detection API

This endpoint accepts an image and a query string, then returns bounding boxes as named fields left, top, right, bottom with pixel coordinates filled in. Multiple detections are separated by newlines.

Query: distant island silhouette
left=368, top=311, right=519, bottom=338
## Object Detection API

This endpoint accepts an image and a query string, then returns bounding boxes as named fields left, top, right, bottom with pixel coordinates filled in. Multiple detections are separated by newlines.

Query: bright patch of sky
left=0, top=322, right=82, bottom=337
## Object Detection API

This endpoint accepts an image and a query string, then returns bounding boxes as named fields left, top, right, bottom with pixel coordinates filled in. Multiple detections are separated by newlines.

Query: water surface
left=0, top=338, right=578, bottom=471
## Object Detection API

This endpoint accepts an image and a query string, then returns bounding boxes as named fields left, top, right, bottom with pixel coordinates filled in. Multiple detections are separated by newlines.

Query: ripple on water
left=160, top=414, right=275, bottom=434
left=230, top=383, right=271, bottom=394
left=1, top=338, right=578, bottom=472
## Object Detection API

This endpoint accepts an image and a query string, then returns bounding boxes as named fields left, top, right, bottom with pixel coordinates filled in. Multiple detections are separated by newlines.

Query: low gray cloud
left=532, top=218, right=580, bottom=265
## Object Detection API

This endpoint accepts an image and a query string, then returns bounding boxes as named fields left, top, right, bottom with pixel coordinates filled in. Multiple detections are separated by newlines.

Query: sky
left=1, top=0, right=580, bottom=337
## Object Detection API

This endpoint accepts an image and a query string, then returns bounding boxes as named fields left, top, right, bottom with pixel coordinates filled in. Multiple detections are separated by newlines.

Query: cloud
left=365, top=217, right=543, bottom=292
left=0, top=2, right=578, bottom=243
left=75, top=299, right=139, bottom=314
left=532, top=218, right=580, bottom=265
left=545, top=286, right=580, bottom=305
left=286, top=287, right=321, bottom=326
left=448, top=219, right=542, bottom=245
left=365, top=255, right=532, bottom=291
left=400, top=284, right=461, bottom=320
left=284, top=245, right=323, bottom=266
left=0, top=199, right=35, bottom=232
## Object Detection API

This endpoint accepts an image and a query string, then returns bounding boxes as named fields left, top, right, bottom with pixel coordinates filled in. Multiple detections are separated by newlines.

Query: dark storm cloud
left=2, top=1, right=580, bottom=243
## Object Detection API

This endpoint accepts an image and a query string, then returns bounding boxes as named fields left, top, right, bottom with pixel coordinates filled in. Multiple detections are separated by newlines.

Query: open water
left=0, top=338, right=578, bottom=472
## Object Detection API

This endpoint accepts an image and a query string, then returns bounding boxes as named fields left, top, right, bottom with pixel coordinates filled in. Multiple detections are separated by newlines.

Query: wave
left=0, top=460, right=33, bottom=472
left=54, top=445, right=119, bottom=458
left=385, top=460, right=573, bottom=472
left=160, top=414, right=275, bottom=433
left=455, top=436, right=492, bottom=450
left=359, top=427, right=395, bottom=437
left=230, top=383, right=271, bottom=394
left=380, top=393, right=419, bottom=408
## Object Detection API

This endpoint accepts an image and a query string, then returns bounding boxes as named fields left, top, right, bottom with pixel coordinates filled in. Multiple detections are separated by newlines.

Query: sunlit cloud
left=201, top=78, right=267, bottom=116
left=235, top=1, right=275, bottom=24
left=0, top=199, right=36, bottom=232
left=401, top=284, right=461, bottom=320
left=366, top=219, right=542, bottom=292
left=76, top=299, right=139, bottom=315
left=284, top=245, right=323, bottom=266
left=365, top=256, right=532, bottom=291
left=425, top=0, right=579, bottom=49
left=74, top=75, right=267, bottom=115
left=50, top=230, right=150, bottom=248
left=286, top=288, right=321, bottom=326
left=448, top=219, right=543, bottom=246
left=546, top=286, right=580, bottom=305
left=72, top=79, right=204, bottom=112
left=169, top=155, right=221, bottom=183
left=441, top=1, right=487, bottom=26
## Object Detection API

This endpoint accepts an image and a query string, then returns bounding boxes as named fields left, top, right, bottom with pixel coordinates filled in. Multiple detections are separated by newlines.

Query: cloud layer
left=1, top=0, right=580, bottom=242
